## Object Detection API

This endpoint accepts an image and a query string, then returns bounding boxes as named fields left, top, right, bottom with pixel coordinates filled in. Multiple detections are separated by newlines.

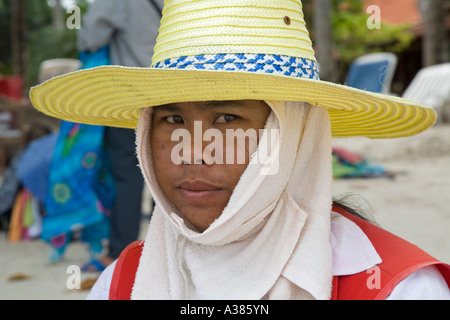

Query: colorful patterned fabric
left=332, top=147, right=387, bottom=179
left=43, top=122, right=115, bottom=262
left=7, top=188, right=42, bottom=242
left=42, top=46, right=115, bottom=262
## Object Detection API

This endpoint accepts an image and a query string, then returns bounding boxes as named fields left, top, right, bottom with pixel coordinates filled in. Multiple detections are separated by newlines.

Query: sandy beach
left=1, top=123, right=449, bottom=300
left=332, top=123, right=450, bottom=265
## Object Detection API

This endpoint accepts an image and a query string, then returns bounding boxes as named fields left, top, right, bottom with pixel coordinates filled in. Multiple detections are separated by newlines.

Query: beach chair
left=346, top=53, right=398, bottom=94
left=402, top=63, right=450, bottom=122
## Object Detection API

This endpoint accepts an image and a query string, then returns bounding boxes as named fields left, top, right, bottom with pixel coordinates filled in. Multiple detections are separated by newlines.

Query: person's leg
left=106, top=127, right=144, bottom=260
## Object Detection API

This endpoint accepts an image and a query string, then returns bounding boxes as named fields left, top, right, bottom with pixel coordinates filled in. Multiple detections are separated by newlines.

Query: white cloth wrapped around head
left=133, top=100, right=334, bottom=300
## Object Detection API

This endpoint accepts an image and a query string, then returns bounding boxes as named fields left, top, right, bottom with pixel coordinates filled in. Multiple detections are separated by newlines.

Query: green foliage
left=1, top=0, right=90, bottom=89
left=26, top=0, right=90, bottom=88
left=0, top=0, right=12, bottom=74
left=27, top=25, right=78, bottom=87
left=303, top=0, right=415, bottom=82
left=305, top=0, right=416, bottom=63
left=333, top=8, right=415, bottom=64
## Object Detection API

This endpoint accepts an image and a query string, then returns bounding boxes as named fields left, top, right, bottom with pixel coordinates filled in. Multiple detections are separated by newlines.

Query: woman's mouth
left=177, top=180, right=223, bottom=204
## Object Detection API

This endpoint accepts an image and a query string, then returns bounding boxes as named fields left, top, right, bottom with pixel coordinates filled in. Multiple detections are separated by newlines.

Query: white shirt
left=87, top=212, right=450, bottom=300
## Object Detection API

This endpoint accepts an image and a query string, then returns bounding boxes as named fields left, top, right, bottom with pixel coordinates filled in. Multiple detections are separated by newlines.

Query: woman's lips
left=177, top=180, right=223, bottom=204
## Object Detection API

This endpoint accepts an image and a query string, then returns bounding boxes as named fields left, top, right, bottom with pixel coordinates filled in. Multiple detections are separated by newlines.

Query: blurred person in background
left=77, top=0, right=163, bottom=270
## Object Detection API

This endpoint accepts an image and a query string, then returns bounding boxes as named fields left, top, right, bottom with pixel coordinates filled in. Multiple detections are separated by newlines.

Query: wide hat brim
left=29, top=65, right=436, bottom=139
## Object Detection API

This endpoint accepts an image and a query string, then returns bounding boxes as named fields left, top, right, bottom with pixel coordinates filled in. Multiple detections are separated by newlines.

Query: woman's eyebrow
left=153, top=104, right=181, bottom=113
left=203, top=101, right=247, bottom=109
left=153, top=101, right=248, bottom=113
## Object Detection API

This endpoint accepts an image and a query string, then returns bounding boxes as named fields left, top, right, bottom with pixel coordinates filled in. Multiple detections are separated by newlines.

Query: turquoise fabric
left=42, top=46, right=115, bottom=262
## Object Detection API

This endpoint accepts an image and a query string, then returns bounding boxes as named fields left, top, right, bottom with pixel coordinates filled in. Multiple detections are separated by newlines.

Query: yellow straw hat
left=30, top=0, right=436, bottom=138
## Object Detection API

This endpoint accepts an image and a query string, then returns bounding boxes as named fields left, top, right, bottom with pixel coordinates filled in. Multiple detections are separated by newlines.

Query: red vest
left=109, top=207, right=450, bottom=300
left=332, top=206, right=450, bottom=299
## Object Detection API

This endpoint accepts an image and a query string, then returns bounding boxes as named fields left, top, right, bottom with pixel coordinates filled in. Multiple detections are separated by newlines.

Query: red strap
left=109, top=241, right=144, bottom=300
left=332, top=206, right=450, bottom=300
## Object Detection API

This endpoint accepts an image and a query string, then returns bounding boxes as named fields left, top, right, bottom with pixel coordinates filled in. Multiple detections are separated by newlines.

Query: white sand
left=1, top=124, right=449, bottom=300
left=332, top=123, right=450, bottom=264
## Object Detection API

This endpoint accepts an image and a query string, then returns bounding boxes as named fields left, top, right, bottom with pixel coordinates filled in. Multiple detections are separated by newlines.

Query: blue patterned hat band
left=152, top=53, right=320, bottom=80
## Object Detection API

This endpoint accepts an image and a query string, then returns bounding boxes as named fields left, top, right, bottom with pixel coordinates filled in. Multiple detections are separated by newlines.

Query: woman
left=30, top=0, right=450, bottom=299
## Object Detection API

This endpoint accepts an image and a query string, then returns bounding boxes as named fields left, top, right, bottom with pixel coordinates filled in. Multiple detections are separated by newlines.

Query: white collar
left=330, top=211, right=382, bottom=276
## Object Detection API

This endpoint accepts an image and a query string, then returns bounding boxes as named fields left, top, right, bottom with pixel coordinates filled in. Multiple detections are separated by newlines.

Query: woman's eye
left=166, top=115, right=183, bottom=124
left=215, top=114, right=237, bottom=123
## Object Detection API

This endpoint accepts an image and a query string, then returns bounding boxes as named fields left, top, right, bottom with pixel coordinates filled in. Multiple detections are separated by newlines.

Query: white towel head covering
left=133, top=100, right=334, bottom=299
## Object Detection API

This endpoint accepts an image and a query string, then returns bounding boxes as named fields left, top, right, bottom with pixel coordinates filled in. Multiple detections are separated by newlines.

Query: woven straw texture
left=152, top=0, right=315, bottom=63
left=29, top=0, right=436, bottom=139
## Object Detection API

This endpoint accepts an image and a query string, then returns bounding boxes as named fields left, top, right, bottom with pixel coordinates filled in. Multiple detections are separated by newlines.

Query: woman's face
left=150, top=100, right=271, bottom=232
